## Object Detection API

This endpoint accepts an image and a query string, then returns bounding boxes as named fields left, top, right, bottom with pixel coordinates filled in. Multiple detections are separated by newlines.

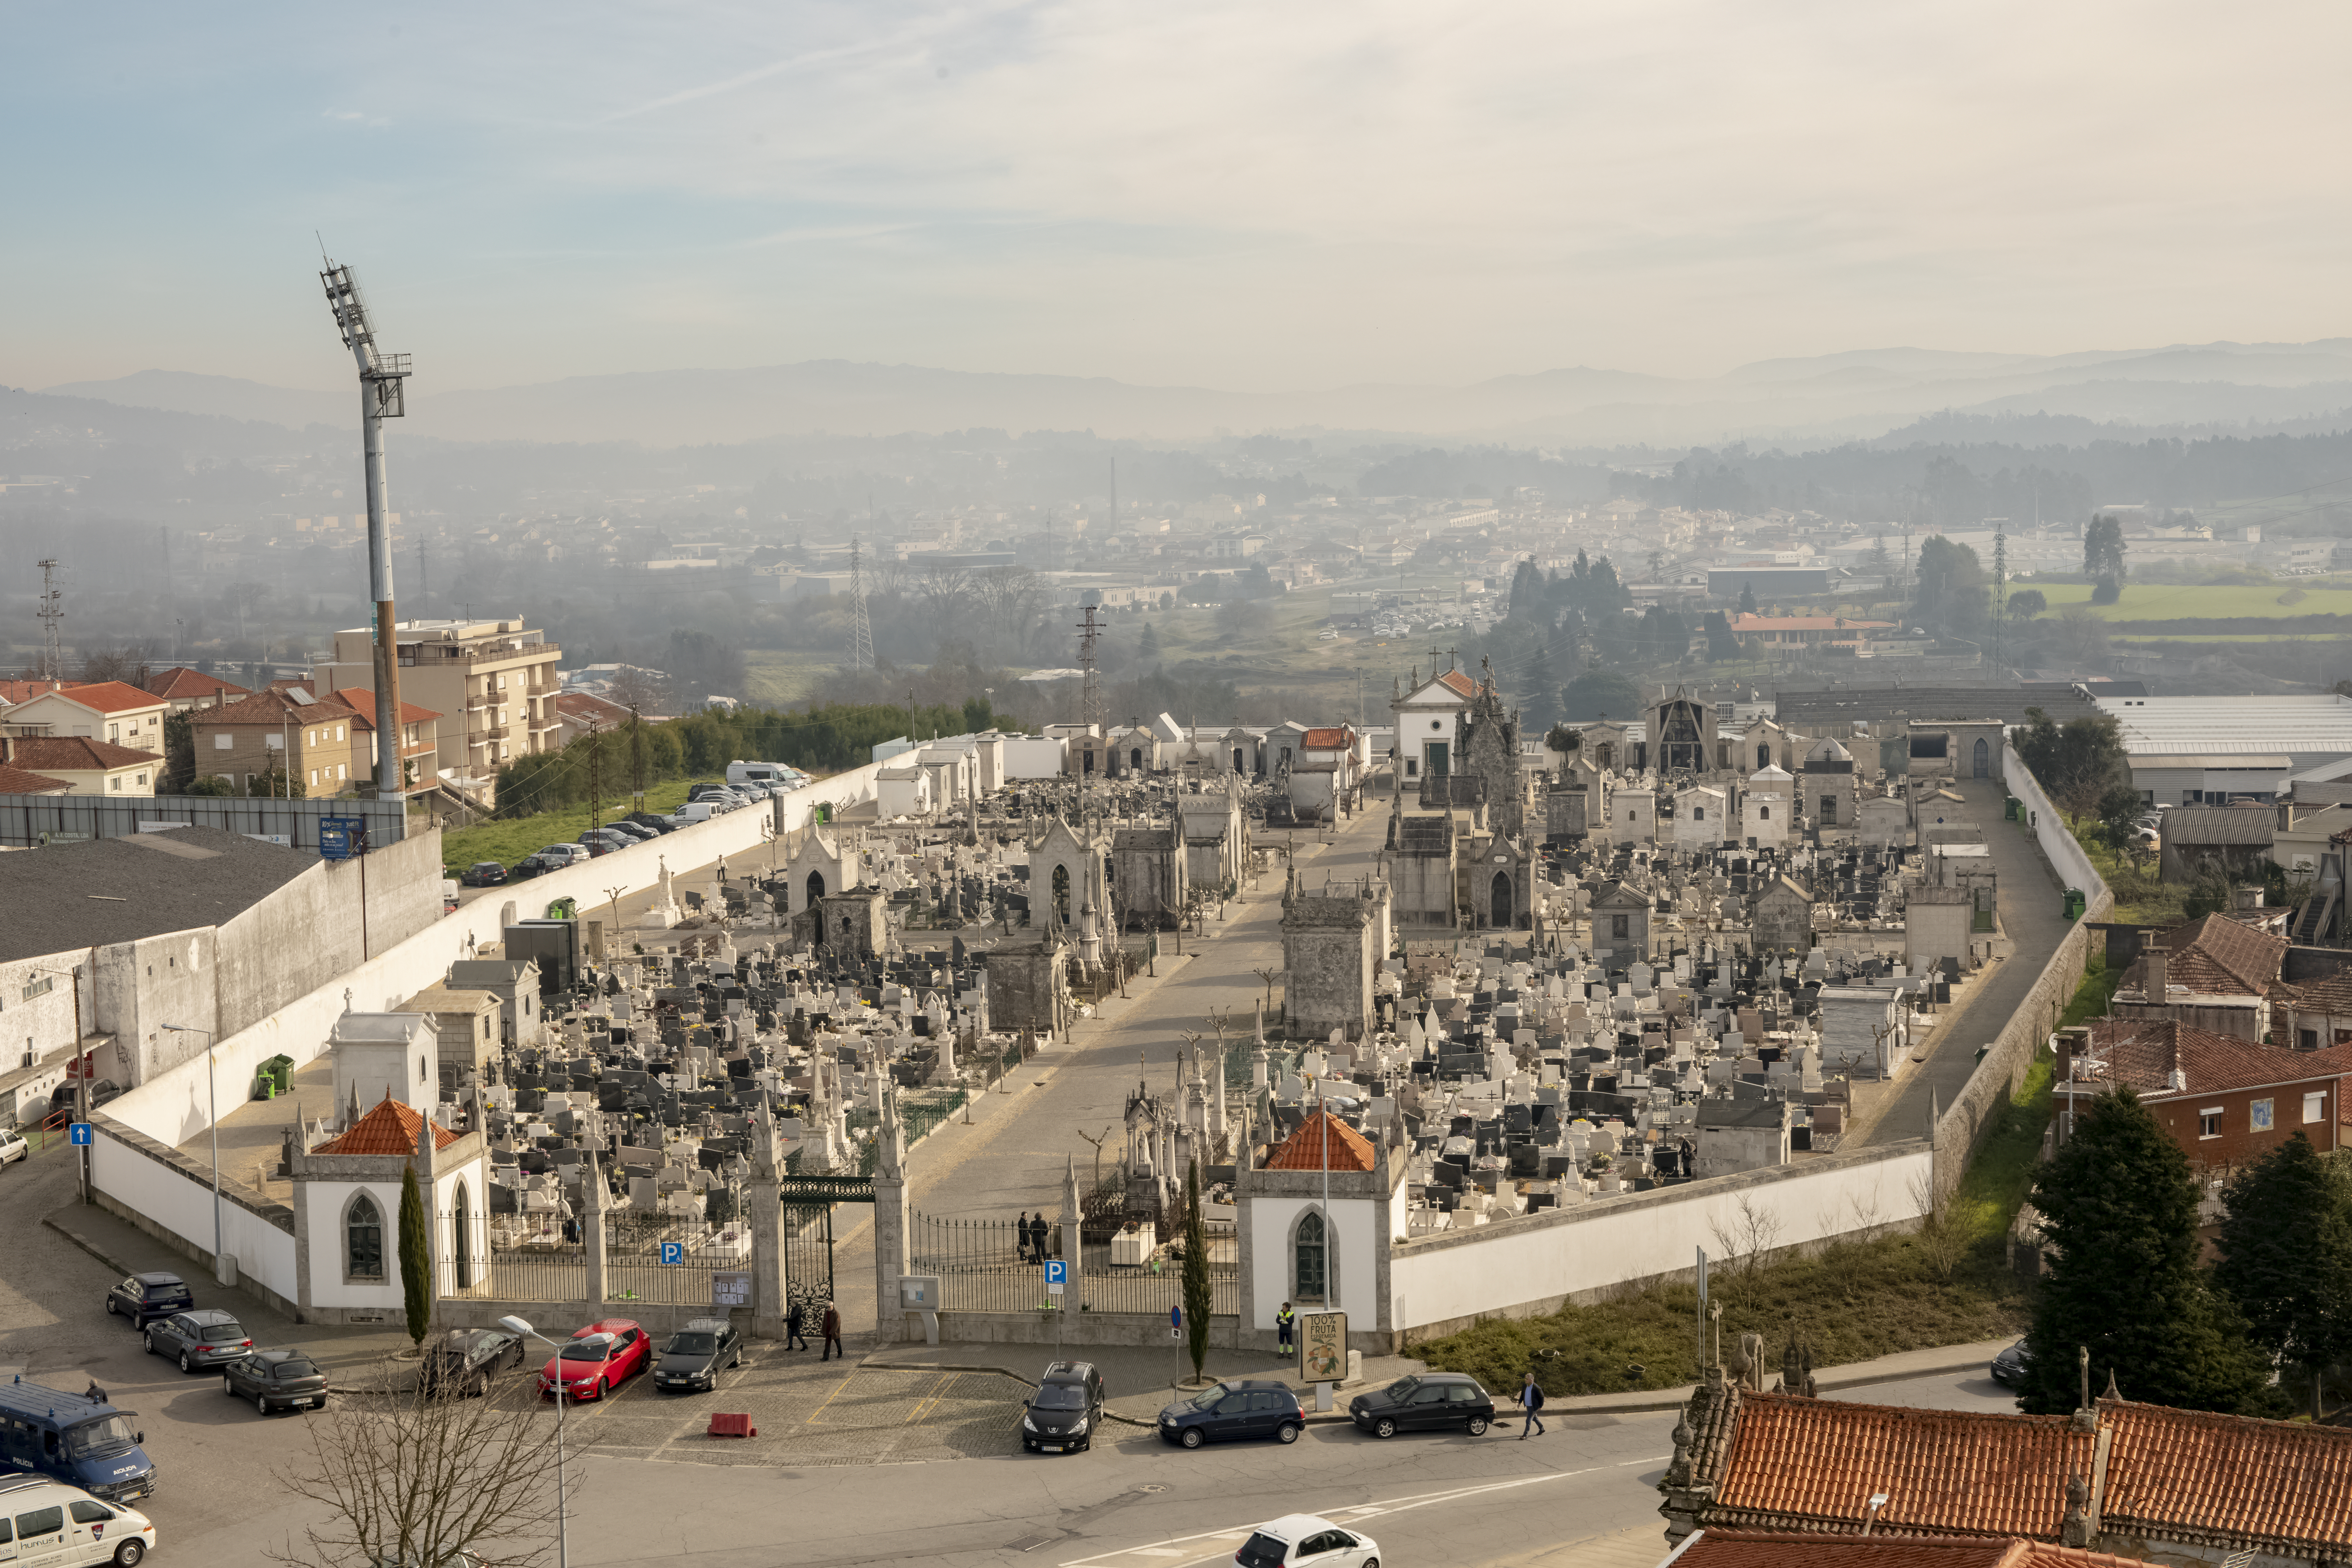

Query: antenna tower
left=1076, top=604, right=1106, bottom=734
left=846, top=538, right=875, bottom=671
left=319, top=254, right=413, bottom=797
left=35, top=559, right=64, bottom=681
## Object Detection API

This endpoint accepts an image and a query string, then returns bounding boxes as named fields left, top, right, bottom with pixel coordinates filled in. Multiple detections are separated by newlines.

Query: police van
left=0, top=1379, right=156, bottom=1505
left=0, top=1473, right=156, bottom=1565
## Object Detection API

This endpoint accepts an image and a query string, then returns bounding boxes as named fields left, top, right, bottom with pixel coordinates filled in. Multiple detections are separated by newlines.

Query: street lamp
left=158, top=1025, right=221, bottom=1281
left=498, top=1315, right=569, bottom=1568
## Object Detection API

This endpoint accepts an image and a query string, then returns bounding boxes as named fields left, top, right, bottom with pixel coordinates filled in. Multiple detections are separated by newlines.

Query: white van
left=0, top=1474, right=157, bottom=1565
left=670, top=801, right=716, bottom=825
left=726, top=761, right=784, bottom=789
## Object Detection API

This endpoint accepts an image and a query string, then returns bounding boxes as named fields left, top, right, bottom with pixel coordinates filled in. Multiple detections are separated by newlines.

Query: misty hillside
left=35, top=340, right=2352, bottom=450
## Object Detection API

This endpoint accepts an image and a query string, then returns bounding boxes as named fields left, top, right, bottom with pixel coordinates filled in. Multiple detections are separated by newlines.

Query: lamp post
left=498, top=1315, right=568, bottom=1568
left=158, top=1025, right=220, bottom=1278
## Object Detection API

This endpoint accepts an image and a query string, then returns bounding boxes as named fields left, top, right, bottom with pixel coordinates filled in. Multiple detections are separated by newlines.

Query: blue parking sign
left=69, top=1122, right=92, bottom=1147
left=1043, top=1260, right=1066, bottom=1286
left=659, top=1241, right=685, bottom=1266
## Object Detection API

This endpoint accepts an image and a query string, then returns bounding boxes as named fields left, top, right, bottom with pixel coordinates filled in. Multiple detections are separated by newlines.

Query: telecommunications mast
left=319, top=256, right=413, bottom=796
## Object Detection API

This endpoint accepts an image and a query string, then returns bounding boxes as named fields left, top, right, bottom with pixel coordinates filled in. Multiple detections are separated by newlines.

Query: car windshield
left=666, top=1333, right=716, bottom=1356
left=1382, top=1377, right=1420, bottom=1400
left=561, top=1339, right=613, bottom=1362
left=1185, top=1383, right=1233, bottom=1411
left=1034, top=1385, right=1086, bottom=1409
left=198, top=1319, right=246, bottom=1341
left=67, top=1416, right=137, bottom=1457
left=274, top=1360, right=320, bottom=1379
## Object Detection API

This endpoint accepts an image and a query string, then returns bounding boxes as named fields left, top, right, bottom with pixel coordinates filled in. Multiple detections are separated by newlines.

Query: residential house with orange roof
left=190, top=691, right=369, bottom=798
left=3, top=679, right=168, bottom=756
left=1661, top=1380, right=2352, bottom=1562
left=0, top=761, right=72, bottom=795
left=549, top=689, right=631, bottom=747
left=319, top=688, right=444, bottom=796
left=2055, top=1018, right=2352, bottom=1168
left=142, top=666, right=252, bottom=713
left=0, top=735, right=159, bottom=795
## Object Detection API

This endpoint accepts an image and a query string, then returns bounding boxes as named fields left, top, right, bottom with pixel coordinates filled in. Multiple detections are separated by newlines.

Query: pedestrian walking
left=1029, top=1212, right=1051, bottom=1261
left=1276, top=1301, right=1296, bottom=1355
left=716, top=853, right=729, bottom=885
left=1517, top=1372, right=1546, bottom=1438
left=786, top=1298, right=811, bottom=1352
left=821, top=1301, right=843, bottom=1361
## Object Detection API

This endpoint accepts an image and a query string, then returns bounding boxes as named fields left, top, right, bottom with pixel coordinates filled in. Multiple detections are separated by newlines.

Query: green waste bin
left=262, top=1054, right=294, bottom=1095
left=2003, top=796, right=2021, bottom=821
left=2062, top=887, right=2086, bottom=922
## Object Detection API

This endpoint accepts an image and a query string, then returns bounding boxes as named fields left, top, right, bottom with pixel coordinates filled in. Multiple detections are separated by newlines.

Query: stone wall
left=1281, top=883, right=1388, bottom=1042
left=984, top=938, right=1068, bottom=1033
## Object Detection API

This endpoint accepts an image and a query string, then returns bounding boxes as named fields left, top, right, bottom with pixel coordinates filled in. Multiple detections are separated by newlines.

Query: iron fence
left=783, top=1203, right=835, bottom=1324
left=1080, top=1233, right=1238, bottom=1317
left=603, top=1212, right=744, bottom=1307
left=464, top=1210, right=590, bottom=1302
left=910, top=1210, right=1069, bottom=1313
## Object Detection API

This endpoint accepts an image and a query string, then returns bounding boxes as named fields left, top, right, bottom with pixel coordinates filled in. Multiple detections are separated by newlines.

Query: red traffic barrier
left=707, top=1412, right=757, bottom=1438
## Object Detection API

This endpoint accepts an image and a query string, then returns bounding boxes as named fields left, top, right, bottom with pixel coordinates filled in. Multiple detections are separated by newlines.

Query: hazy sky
left=10, top=0, right=2351, bottom=394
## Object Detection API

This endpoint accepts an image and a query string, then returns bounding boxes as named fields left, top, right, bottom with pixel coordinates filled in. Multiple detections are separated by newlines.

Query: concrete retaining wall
left=87, top=1109, right=300, bottom=1318
left=1386, top=1140, right=1933, bottom=1344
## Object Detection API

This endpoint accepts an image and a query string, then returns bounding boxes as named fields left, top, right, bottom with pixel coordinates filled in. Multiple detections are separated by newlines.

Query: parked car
left=0, top=1127, right=28, bottom=1168
left=1346, top=1372, right=1493, bottom=1438
left=1157, top=1378, right=1305, bottom=1448
left=622, top=812, right=676, bottom=834
left=1023, top=1360, right=1106, bottom=1453
left=653, top=1319, right=742, bottom=1392
left=420, top=1327, right=527, bottom=1397
left=103, top=1274, right=191, bottom=1328
left=459, top=861, right=508, bottom=887
left=221, top=1348, right=330, bottom=1415
left=1990, top=1338, right=2035, bottom=1388
left=669, top=802, right=716, bottom=826
left=508, top=854, right=552, bottom=881
left=603, top=821, right=657, bottom=843
left=578, top=830, right=631, bottom=855
left=685, top=783, right=734, bottom=803
left=0, top=1475, right=157, bottom=1566
left=143, top=1308, right=252, bottom=1373
left=1235, top=1515, right=1380, bottom=1568
left=536, top=1319, right=650, bottom=1401
left=537, top=843, right=590, bottom=867
left=51, top=1082, right=123, bottom=1116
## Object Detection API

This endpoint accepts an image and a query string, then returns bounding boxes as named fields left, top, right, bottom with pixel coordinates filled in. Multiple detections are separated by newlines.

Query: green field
left=743, top=652, right=848, bottom=707
left=2029, top=581, right=2352, bottom=621
left=440, top=781, right=701, bottom=875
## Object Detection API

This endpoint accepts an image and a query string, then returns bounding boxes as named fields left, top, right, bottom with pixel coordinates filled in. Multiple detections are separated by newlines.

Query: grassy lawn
left=743, top=651, right=850, bottom=707
left=2029, top=581, right=2352, bottom=621
left=439, top=781, right=701, bottom=875
left=1411, top=963, right=2123, bottom=1398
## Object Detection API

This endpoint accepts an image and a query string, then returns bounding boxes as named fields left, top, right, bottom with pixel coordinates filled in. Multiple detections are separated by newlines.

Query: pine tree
left=1738, top=581, right=1757, bottom=615
left=1183, top=1157, right=1212, bottom=1382
left=2214, top=1132, right=2352, bottom=1417
left=2021, top=1087, right=2267, bottom=1414
left=1138, top=623, right=1161, bottom=667
left=398, top=1162, right=432, bottom=1347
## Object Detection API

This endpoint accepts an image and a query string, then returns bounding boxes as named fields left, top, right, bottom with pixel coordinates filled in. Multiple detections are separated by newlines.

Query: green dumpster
left=2003, top=796, right=2021, bottom=821
left=262, top=1054, right=294, bottom=1095
left=2062, top=887, right=2086, bottom=922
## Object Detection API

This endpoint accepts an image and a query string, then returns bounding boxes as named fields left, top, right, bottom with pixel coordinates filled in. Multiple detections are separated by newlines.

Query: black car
left=623, top=812, right=676, bottom=835
left=1024, top=1360, right=1107, bottom=1454
left=104, top=1273, right=191, bottom=1328
left=1156, top=1378, right=1305, bottom=1448
left=222, top=1348, right=330, bottom=1414
left=1991, top=1339, right=2035, bottom=1388
left=508, top=854, right=551, bottom=881
left=420, top=1327, right=528, bottom=1397
left=460, top=861, right=508, bottom=887
left=145, top=1308, right=252, bottom=1372
left=1347, top=1373, right=1494, bottom=1439
left=652, top=1319, right=742, bottom=1393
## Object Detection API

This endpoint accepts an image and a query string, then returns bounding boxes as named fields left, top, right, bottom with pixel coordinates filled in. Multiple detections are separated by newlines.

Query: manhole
left=1137, top=1484, right=1166, bottom=1494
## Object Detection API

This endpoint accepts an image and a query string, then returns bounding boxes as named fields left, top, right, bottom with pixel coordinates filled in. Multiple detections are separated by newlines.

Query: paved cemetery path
left=1855, top=777, right=2073, bottom=1147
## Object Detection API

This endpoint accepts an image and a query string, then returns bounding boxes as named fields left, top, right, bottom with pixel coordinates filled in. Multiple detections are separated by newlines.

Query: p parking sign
left=1044, top=1259, right=1067, bottom=1295
left=659, top=1241, right=685, bottom=1266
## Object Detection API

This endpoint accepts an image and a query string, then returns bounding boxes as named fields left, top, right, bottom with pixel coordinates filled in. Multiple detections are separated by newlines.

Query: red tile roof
left=2075, top=1019, right=2352, bottom=1099
left=311, top=1095, right=459, bottom=1156
left=1437, top=669, right=1475, bottom=698
left=145, top=667, right=252, bottom=702
left=323, top=688, right=445, bottom=726
left=1676, top=1532, right=2145, bottom=1568
left=1301, top=726, right=1355, bottom=750
left=1703, top=1393, right=2092, bottom=1539
left=28, top=679, right=166, bottom=715
left=2098, top=1398, right=2352, bottom=1557
left=2, top=736, right=156, bottom=772
left=552, top=691, right=631, bottom=725
left=2140, top=914, right=2289, bottom=998
left=1263, top=1110, right=1375, bottom=1172
left=0, top=679, right=71, bottom=705
left=199, top=693, right=354, bottom=728
left=0, top=763, right=73, bottom=794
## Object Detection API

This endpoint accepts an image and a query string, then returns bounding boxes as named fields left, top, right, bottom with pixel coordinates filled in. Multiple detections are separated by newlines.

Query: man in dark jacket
left=1029, top=1213, right=1051, bottom=1261
left=787, top=1297, right=811, bottom=1352
left=1517, top=1371, right=1545, bottom=1437
left=821, top=1301, right=843, bottom=1361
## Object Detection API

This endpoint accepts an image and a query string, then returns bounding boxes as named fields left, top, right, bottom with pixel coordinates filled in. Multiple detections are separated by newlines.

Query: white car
left=0, top=1475, right=156, bottom=1565
left=1235, top=1515, right=1380, bottom=1568
left=0, top=1127, right=29, bottom=1168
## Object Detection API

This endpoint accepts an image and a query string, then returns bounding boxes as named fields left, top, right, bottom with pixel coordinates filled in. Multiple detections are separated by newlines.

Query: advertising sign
left=1299, top=1310, right=1347, bottom=1383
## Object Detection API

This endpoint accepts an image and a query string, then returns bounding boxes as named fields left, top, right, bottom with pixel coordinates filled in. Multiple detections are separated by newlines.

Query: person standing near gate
left=1276, top=1301, right=1296, bottom=1356
left=1518, top=1372, right=1546, bottom=1438
left=786, top=1297, right=811, bottom=1352
left=1030, top=1212, right=1051, bottom=1262
left=821, top=1300, right=843, bottom=1361
left=1016, top=1212, right=1033, bottom=1263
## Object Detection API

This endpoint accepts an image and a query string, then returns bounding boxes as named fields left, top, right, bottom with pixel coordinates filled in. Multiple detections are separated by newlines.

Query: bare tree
left=1707, top=1192, right=1786, bottom=1287
left=268, top=1355, right=562, bottom=1568
left=606, top=665, right=671, bottom=714
left=1908, top=1170, right=1967, bottom=1284
left=917, top=564, right=975, bottom=623
left=869, top=556, right=912, bottom=599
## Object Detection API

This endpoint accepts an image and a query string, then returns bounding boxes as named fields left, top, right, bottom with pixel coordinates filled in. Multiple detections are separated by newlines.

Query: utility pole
left=417, top=539, right=428, bottom=620
left=908, top=687, right=918, bottom=746
left=628, top=704, right=644, bottom=810
left=588, top=720, right=602, bottom=836
left=319, top=255, right=412, bottom=796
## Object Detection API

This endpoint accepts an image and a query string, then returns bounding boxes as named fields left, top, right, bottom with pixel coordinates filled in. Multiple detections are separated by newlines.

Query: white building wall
left=88, top=1134, right=300, bottom=1304
left=1000, top=737, right=1068, bottom=779
left=1246, top=1194, right=1382, bottom=1330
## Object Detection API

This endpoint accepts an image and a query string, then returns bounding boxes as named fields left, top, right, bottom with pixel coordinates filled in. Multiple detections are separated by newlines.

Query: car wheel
left=179, top=1352, right=193, bottom=1373
left=114, top=1541, right=146, bottom=1566
left=144, top=1331, right=157, bottom=1356
left=106, top=1298, right=117, bottom=1316
left=256, top=1393, right=270, bottom=1415
left=1373, top=1417, right=1398, bottom=1439
left=1466, top=1415, right=1489, bottom=1436
left=1179, top=1427, right=1204, bottom=1449
left=222, top=1377, right=234, bottom=1396
left=1361, top=1559, right=1377, bottom=1568
left=472, top=1372, right=490, bottom=1399
left=1276, top=1421, right=1302, bottom=1444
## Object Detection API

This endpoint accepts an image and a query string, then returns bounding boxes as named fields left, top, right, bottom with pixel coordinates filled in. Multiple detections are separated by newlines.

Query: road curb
left=1540, top=1348, right=2005, bottom=1415
left=43, top=1214, right=132, bottom=1279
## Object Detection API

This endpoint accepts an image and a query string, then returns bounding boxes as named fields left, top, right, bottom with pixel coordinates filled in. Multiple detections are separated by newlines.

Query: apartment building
left=2, top=680, right=169, bottom=755
left=193, top=692, right=367, bottom=799
left=312, top=618, right=562, bottom=785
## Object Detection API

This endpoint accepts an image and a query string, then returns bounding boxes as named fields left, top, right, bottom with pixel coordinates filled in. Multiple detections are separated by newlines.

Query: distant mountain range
left=36, top=340, right=2352, bottom=450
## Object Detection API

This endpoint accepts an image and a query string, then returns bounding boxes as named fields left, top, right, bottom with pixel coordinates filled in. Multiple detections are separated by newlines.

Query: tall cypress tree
left=398, top=1162, right=432, bottom=1348
left=1183, top=1157, right=1212, bottom=1382
left=2214, top=1131, right=2352, bottom=1417
left=2021, top=1087, right=2266, bottom=1414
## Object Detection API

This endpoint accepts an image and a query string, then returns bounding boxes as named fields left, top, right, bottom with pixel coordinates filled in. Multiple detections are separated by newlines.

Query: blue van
left=0, top=1379, right=156, bottom=1504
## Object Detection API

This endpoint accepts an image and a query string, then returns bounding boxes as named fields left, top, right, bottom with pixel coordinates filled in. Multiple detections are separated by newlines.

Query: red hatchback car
left=537, top=1319, right=650, bottom=1401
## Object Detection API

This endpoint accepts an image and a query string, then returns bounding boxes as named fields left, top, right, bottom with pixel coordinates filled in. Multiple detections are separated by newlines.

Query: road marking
left=802, top=1371, right=859, bottom=1426
left=1056, top=1460, right=1671, bottom=1568
left=904, top=1372, right=958, bottom=1425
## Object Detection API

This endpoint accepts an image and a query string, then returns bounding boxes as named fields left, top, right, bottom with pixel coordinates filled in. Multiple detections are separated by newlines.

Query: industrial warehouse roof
left=2099, top=695, right=2352, bottom=764
left=0, top=826, right=315, bottom=963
